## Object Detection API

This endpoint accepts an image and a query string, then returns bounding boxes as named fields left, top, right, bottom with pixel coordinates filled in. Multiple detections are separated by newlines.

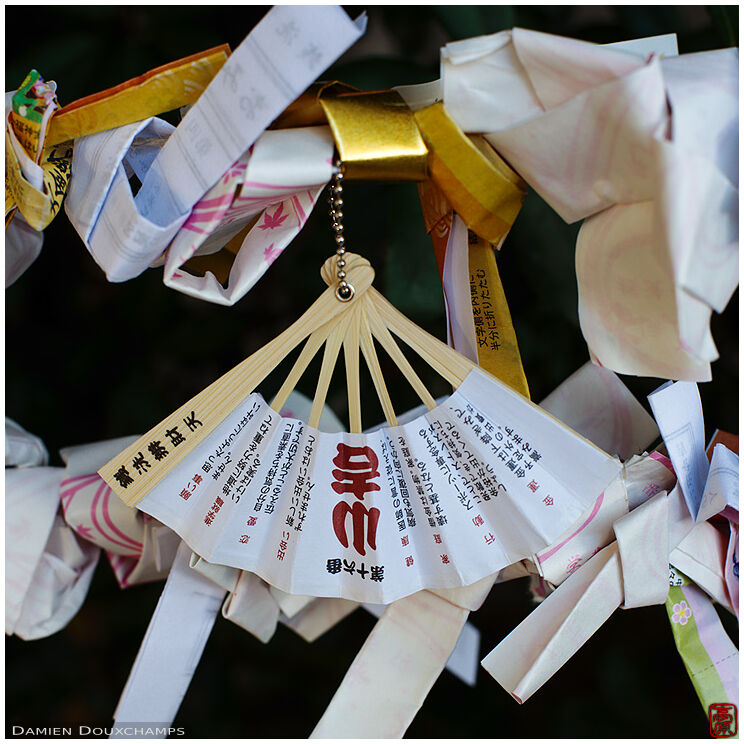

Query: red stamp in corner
left=709, top=703, right=737, bottom=738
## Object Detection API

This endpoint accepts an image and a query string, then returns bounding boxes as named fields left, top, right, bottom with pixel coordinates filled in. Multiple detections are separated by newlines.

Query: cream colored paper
left=6, top=421, right=99, bottom=640
left=482, top=485, right=696, bottom=702
left=441, top=30, right=737, bottom=381
left=539, top=361, right=659, bottom=460
left=311, top=590, right=468, bottom=738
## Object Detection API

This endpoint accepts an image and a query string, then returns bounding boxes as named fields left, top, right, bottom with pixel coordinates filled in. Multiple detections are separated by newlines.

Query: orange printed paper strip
left=45, top=44, right=231, bottom=147
left=415, top=102, right=526, bottom=246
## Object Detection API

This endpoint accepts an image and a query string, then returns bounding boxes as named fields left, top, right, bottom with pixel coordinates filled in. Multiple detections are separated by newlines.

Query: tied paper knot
left=613, top=491, right=670, bottom=608
left=481, top=483, right=697, bottom=704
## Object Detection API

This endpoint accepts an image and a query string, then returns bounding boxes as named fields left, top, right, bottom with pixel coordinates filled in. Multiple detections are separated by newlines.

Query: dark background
left=6, top=5, right=738, bottom=739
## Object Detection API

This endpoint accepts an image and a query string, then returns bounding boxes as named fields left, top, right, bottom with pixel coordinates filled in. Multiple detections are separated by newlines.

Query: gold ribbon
left=319, top=90, right=428, bottom=181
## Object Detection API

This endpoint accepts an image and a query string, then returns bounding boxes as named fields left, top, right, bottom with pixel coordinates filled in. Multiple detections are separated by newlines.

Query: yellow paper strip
left=415, top=102, right=526, bottom=246
left=46, top=45, right=230, bottom=147
left=468, top=233, right=530, bottom=398
left=5, top=132, right=72, bottom=231
left=320, top=90, right=428, bottom=181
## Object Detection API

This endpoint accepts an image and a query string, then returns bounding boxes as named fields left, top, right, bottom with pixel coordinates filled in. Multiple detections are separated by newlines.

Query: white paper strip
left=111, top=542, right=225, bottom=737
left=697, top=444, right=739, bottom=523
left=68, top=7, right=365, bottom=285
left=648, top=380, right=709, bottom=518
left=311, top=590, right=468, bottom=738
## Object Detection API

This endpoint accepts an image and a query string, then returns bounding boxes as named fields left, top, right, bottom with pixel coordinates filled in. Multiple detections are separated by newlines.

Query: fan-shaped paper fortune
left=100, top=254, right=622, bottom=603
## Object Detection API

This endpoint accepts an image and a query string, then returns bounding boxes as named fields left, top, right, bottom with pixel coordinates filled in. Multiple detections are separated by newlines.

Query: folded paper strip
left=442, top=29, right=738, bottom=380
left=66, top=121, right=335, bottom=305
left=5, top=420, right=99, bottom=640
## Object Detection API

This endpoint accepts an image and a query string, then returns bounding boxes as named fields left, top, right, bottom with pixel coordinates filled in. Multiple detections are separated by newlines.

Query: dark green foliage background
left=6, top=5, right=738, bottom=739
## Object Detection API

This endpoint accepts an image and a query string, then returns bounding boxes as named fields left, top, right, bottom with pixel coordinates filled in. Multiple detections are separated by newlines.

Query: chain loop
left=329, top=159, right=354, bottom=302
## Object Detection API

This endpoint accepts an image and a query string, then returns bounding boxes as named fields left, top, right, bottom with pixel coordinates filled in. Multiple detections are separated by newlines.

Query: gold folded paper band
left=46, top=44, right=231, bottom=147
left=319, top=90, right=428, bottom=181
left=415, top=102, right=526, bottom=247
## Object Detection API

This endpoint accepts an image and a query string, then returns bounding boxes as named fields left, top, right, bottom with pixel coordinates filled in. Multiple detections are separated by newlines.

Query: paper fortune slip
left=100, top=364, right=620, bottom=603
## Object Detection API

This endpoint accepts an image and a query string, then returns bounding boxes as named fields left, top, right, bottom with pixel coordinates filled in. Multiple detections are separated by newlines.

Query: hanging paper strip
left=419, top=179, right=529, bottom=398
left=665, top=581, right=738, bottom=714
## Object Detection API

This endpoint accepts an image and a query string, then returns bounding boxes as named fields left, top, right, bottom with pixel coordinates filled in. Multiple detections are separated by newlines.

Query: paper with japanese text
left=104, top=367, right=620, bottom=603
left=74, top=6, right=365, bottom=283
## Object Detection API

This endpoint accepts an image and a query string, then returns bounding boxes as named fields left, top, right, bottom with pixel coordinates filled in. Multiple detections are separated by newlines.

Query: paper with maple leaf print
left=62, top=6, right=364, bottom=286
left=162, top=125, right=335, bottom=305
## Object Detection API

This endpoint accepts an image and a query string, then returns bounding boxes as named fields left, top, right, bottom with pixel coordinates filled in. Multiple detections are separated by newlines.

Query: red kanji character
left=401, top=535, right=409, bottom=547
left=246, top=515, right=257, bottom=526
left=332, top=500, right=380, bottom=557
left=484, top=533, right=495, bottom=545
left=441, top=554, right=450, bottom=564
left=192, top=474, right=203, bottom=485
left=239, top=535, right=249, bottom=544
left=433, top=533, right=442, bottom=544
left=527, top=479, right=539, bottom=493
left=543, top=496, right=554, bottom=506
left=180, top=489, right=191, bottom=500
left=472, top=515, right=484, bottom=527
left=331, top=443, right=381, bottom=500
left=405, top=556, right=414, bottom=567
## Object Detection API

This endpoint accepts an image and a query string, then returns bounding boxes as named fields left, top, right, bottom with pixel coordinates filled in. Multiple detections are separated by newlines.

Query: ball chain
left=329, top=159, right=354, bottom=302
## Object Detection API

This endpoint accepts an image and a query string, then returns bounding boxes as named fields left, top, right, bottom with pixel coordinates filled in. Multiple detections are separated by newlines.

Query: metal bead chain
left=328, top=160, right=354, bottom=302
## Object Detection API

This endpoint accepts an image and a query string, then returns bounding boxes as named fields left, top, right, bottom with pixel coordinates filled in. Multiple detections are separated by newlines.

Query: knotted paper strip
left=81, top=6, right=364, bottom=284
left=6, top=465, right=99, bottom=640
left=60, top=436, right=180, bottom=588
left=442, top=29, right=737, bottom=380
left=482, top=486, right=685, bottom=702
